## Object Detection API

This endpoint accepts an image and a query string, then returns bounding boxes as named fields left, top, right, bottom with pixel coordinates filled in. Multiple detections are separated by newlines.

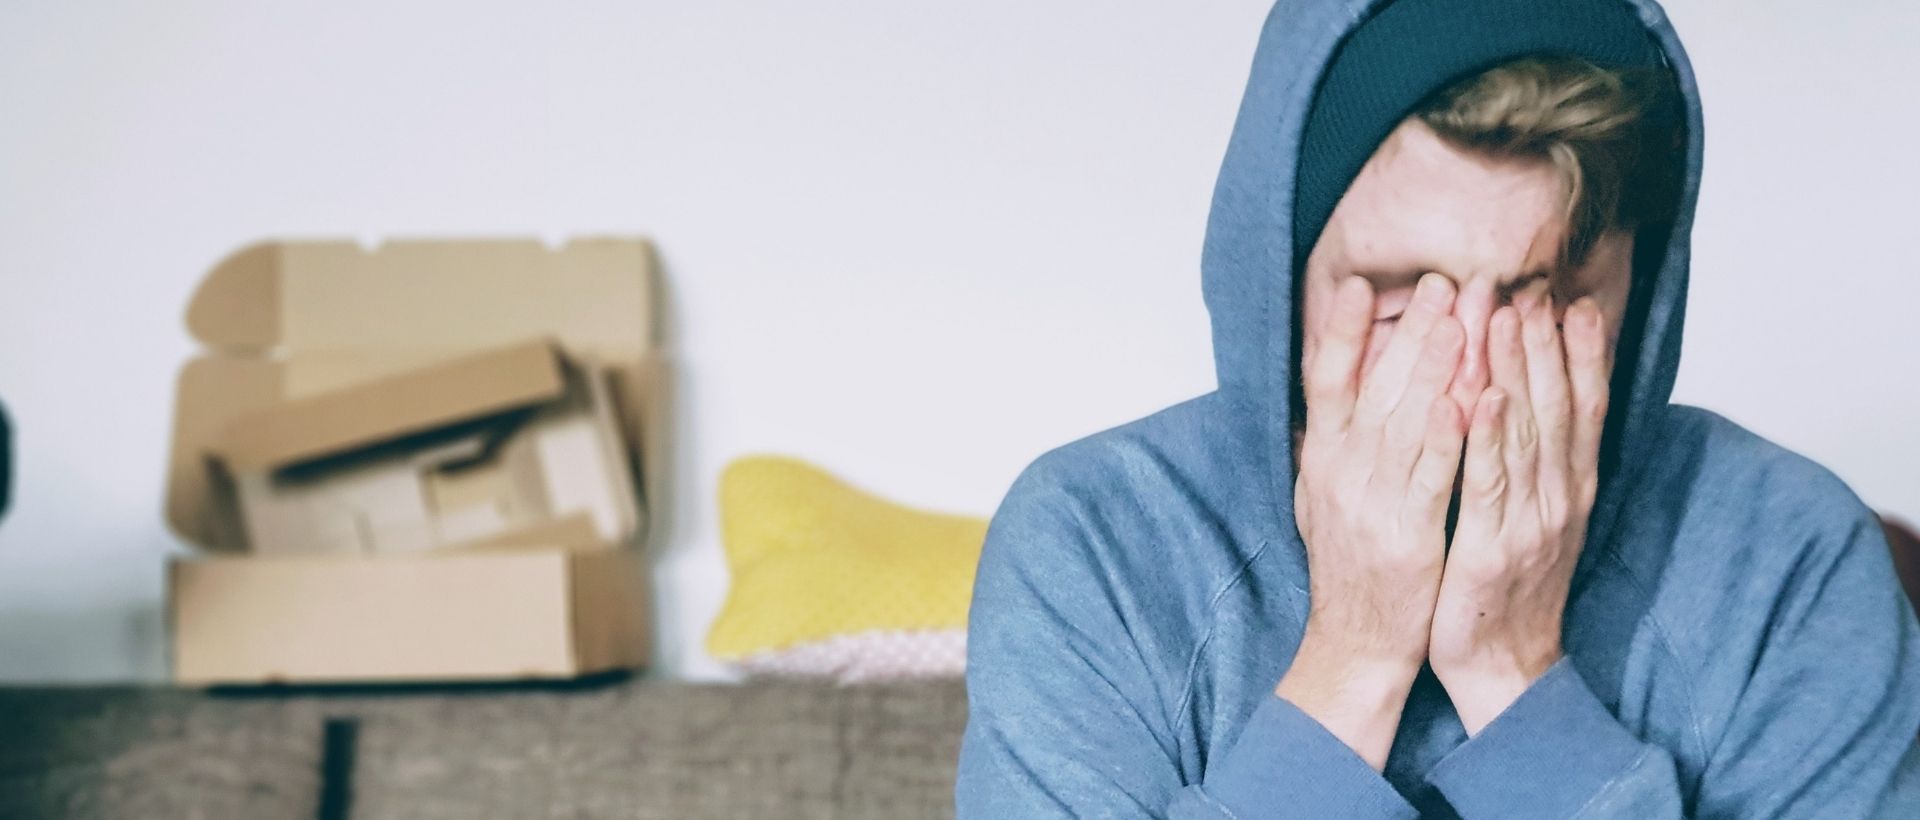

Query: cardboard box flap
left=187, top=238, right=659, bottom=356
left=213, top=339, right=567, bottom=473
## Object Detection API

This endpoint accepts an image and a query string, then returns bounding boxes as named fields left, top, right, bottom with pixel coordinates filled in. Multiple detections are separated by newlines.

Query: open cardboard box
left=215, top=338, right=637, bottom=556
left=164, top=238, right=668, bottom=685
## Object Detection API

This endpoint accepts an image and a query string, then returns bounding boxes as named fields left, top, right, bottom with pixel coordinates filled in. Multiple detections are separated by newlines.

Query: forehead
left=1326, top=120, right=1571, bottom=282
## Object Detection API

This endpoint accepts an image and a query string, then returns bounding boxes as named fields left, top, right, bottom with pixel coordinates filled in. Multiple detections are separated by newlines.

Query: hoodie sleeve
left=955, top=465, right=1419, bottom=819
left=1425, top=514, right=1920, bottom=819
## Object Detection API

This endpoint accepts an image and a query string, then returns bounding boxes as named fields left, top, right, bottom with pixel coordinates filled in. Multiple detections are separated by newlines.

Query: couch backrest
left=0, top=678, right=969, bottom=820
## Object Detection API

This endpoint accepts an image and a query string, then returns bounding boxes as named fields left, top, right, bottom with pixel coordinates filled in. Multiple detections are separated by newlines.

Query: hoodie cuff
left=1427, top=657, right=1647, bottom=818
left=1201, top=695, right=1418, bottom=819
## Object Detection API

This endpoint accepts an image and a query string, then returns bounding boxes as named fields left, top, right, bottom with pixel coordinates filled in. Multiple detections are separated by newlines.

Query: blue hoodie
left=955, top=0, right=1920, bottom=817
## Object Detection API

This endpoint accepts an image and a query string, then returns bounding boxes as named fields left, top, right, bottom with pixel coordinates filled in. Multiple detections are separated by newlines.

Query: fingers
left=1381, top=317, right=1464, bottom=480
left=1459, top=387, right=1508, bottom=522
left=1564, top=298, right=1611, bottom=487
left=1521, top=304, right=1573, bottom=501
left=1304, top=276, right=1375, bottom=439
left=1353, top=274, right=1456, bottom=427
left=1488, top=306, right=1539, bottom=510
left=1408, top=394, right=1467, bottom=527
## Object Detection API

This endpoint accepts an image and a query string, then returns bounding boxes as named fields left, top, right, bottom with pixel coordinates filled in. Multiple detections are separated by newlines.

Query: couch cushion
left=0, top=677, right=969, bottom=819
left=337, top=679, right=967, bottom=820
left=0, top=686, right=322, bottom=819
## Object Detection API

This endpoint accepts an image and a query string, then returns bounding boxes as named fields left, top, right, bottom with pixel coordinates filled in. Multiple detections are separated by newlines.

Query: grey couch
left=0, top=677, right=968, bottom=819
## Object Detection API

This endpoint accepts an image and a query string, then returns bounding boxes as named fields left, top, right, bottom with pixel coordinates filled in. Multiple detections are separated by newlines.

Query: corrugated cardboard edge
left=572, top=357, right=642, bottom=546
left=167, top=357, right=287, bottom=550
left=607, top=354, right=672, bottom=550
left=212, top=338, right=568, bottom=472
left=567, top=548, right=652, bottom=673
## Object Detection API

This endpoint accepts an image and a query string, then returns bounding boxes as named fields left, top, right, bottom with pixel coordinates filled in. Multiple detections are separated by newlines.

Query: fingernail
left=1416, top=273, right=1452, bottom=305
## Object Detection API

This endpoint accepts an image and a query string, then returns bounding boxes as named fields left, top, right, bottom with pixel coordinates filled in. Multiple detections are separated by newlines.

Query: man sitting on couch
left=957, top=0, right=1920, bottom=816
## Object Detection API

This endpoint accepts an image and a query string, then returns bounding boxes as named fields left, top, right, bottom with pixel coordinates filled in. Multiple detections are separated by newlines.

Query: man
left=956, top=0, right=1920, bottom=817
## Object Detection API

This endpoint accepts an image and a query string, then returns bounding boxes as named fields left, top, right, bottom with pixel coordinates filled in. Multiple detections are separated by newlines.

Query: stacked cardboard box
left=163, top=238, right=668, bottom=685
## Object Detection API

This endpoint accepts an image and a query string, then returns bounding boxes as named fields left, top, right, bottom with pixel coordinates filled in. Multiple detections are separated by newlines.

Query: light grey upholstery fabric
left=342, top=679, right=966, bottom=819
left=0, top=687, right=323, bottom=819
left=0, top=678, right=968, bottom=819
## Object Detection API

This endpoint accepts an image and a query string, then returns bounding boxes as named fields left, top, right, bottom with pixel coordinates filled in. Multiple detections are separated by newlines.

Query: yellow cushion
left=705, top=455, right=989, bottom=659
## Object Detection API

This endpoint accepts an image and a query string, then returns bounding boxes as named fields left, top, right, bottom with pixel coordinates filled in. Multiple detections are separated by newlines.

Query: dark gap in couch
left=318, top=717, right=357, bottom=820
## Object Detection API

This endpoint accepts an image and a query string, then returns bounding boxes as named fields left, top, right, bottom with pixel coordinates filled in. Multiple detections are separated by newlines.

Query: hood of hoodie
left=1200, top=0, right=1705, bottom=554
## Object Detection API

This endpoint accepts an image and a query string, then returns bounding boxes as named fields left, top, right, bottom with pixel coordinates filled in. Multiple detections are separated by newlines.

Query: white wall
left=0, top=0, right=1913, bottom=684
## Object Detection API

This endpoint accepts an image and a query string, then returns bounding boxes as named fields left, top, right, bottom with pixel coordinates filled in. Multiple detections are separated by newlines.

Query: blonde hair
left=1414, top=55, right=1681, bottom=269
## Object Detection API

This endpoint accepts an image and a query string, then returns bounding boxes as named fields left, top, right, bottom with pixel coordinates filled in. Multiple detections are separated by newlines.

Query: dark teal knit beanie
left=1292, top=0, right=1672, bottom=275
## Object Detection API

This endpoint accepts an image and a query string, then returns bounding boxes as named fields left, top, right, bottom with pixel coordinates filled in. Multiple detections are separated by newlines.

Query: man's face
left=1300, top=118, right=1635, bottom=421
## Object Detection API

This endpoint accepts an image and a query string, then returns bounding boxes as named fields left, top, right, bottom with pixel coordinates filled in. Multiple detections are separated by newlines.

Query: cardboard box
left=163, top=237, right=669, bottom=684
left=167, top=237, right=669, bottom=552
left=213, top=339, right=638, bottom=555
left=169, top=547, right=649, bottom=685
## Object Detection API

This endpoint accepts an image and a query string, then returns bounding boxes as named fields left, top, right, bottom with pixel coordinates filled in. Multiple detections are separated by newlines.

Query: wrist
left=1434, top=652, right=1560, bottom=735
left=1298, top=611, right=1430, bottom=673
left=1274, top=637, right=1421, bottom=770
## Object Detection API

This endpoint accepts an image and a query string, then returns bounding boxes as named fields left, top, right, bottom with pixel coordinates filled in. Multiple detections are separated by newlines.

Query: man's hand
left=1429, top=298, right=1611, bottom=734
left=1279, top=272, right=1467, bottom=770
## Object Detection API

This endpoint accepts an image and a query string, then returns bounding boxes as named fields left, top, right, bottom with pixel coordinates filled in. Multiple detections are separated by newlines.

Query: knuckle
left=1514, top=421, right=1538, bottom=452
left=1408, top=472, right=1447, bottom=500
left=1472, top=470, right=1507, bottom=499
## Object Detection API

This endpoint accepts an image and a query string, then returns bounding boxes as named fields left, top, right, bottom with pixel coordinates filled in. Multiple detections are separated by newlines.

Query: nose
left=1448, top=278, right=1497, bottom=414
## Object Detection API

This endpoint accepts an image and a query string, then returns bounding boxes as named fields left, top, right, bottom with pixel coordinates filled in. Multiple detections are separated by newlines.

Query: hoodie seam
left=1599, top=542, right=1710, bottom=764
left=1569, top=745, right=1654, bottom=819
left=1191, top=785, right=1242, bottom=820
left=1170, top=538, right=1274, bottom=772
